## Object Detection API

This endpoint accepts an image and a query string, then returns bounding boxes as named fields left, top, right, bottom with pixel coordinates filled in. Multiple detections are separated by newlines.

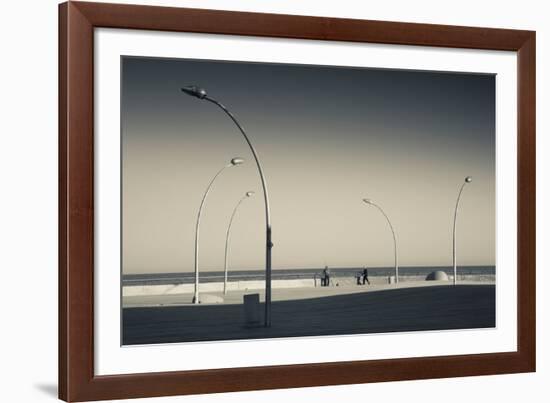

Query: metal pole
left=224, top=193, right=253, bottom=294
left=204, top=97, right=273, bottom=327
left=452, top=176, right=472, bottom=286
left=193, top=163, right=233, bottom=304
left=371, top=202, right=399, bottom=284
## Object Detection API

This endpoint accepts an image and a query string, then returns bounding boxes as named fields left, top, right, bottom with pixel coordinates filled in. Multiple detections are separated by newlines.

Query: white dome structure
left=426, top=271, right=449, bottom=281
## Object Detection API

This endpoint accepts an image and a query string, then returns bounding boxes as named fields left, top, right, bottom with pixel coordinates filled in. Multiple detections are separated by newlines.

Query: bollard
left=243, top=293, right=261, bottom=327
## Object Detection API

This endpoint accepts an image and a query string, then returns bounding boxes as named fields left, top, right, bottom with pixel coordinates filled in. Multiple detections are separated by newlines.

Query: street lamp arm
left=371, top=202, right=399, bottom=283
left=203, top=96, right=274, bottom=327
left=204, top=97, right=272, bottom=229
left=197, top=164, right=232, bottom=221
left=223, top=195, right=247, bottom=294
left=452, top=182, right=467, bottom=286
left=453, top=182, right=467, bottom=231
left=193, top=163, right=231, bottom=303
left=452, top=176, right=472, bottom=286
left=372, top=203, right=396, bottom=241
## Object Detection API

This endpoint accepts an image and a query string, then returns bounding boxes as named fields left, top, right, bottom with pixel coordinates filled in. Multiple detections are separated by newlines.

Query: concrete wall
left=123, top=274, right=496, bottom=296
left=123, top=278, right=315, bottom=297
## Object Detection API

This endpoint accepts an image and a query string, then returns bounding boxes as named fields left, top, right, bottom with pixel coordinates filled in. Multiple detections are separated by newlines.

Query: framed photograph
left=59, top=1, right=535, bottom=401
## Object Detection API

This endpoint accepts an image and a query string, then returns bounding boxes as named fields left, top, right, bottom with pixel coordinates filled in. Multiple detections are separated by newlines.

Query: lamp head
left=362, top=198, right=373, bottom=205
left=465, top=176, right=473, bottom=183
left=245, top=191, right=255, bottom=197
left=230, top=157, right=245, bottom=166
left=181, top=85, right=207, bottom=99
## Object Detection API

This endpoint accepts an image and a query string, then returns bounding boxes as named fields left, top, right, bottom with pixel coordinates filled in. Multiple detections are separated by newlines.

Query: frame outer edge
left=58, top=2, right=69, bottom=401
left=72, top=0, right=532, bottom=50
left=59, top=2, right=537, bottom=401
left=517, top=31, right=536, bottom=371
left=63, top=1, right=96, bottom=401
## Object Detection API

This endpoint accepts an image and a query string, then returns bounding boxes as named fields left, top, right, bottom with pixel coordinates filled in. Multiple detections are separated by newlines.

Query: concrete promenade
left=123, top=282, right=496, bottom=345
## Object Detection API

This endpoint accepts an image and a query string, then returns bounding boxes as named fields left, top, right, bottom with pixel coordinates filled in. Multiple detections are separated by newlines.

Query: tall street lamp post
left=181, top=86, right=274, bottom=327
left=362, top=198, right=399, bottom=284
left=224, top=191, right=255, bottom=295
left=193, top=157, right=244, bottom=304
left=452, top=176, right=473, bottom=286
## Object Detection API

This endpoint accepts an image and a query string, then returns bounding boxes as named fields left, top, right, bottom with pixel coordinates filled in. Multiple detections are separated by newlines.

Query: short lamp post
left=192, top=157, right=244, bottom=304
left=362, top=198, right=399, bottom=284
left=224, top=191, right=255, bottom=295
left=452, top=176, right=473, bottom=286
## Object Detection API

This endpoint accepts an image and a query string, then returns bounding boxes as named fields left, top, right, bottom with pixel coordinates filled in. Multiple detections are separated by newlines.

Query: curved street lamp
left=224, top=191, right=255, bottom=295
left=452, top=176, right=473, bottom=286
left=192, top=157, right=244, bottom=304
left=362, top=198, right=399, bottom=284
left=181, top=86, right=273, bottom=326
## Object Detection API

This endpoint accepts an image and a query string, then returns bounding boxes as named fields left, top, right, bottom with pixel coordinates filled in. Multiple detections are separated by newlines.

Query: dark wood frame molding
left=59, top=1, right=536, bottom=401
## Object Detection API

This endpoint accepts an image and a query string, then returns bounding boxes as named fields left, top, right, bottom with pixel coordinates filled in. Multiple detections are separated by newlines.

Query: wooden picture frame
left=59, top=1, right=535, bottom=401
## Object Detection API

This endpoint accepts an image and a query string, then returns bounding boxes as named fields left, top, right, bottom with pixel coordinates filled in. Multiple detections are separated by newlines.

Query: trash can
left=243, top=293, right=261, bottom=326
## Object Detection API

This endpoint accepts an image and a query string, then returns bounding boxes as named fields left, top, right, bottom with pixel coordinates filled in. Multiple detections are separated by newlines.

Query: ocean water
left=123, top=265, right=495, bottom=286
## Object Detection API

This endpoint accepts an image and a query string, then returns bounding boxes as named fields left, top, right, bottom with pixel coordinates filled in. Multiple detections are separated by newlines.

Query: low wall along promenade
left=122, top=274, right=495, bottom=297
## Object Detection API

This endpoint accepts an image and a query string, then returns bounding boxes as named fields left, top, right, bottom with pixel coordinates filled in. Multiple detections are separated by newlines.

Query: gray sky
left=121, top=56, right=495, bottom=274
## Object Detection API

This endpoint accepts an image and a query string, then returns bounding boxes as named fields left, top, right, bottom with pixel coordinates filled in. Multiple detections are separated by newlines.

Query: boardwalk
left=123, top=284, right=495, bottom=345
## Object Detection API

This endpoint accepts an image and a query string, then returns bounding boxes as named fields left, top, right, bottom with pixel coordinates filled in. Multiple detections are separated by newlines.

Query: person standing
left=323, top=266, right=331, bottom=287
left=362, top=267, right=370, bottom=285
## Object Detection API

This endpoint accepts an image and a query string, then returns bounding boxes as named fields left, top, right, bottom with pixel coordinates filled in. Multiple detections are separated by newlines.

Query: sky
left=121, top=56, right=495, bottom=274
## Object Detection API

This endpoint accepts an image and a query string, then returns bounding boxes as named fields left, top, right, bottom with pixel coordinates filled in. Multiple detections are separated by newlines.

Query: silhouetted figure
left=356, top=272, right=362, bottom=285
left=362, top=268, right=370, bottom=285
left=323, top=266, right=331, bottom=287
